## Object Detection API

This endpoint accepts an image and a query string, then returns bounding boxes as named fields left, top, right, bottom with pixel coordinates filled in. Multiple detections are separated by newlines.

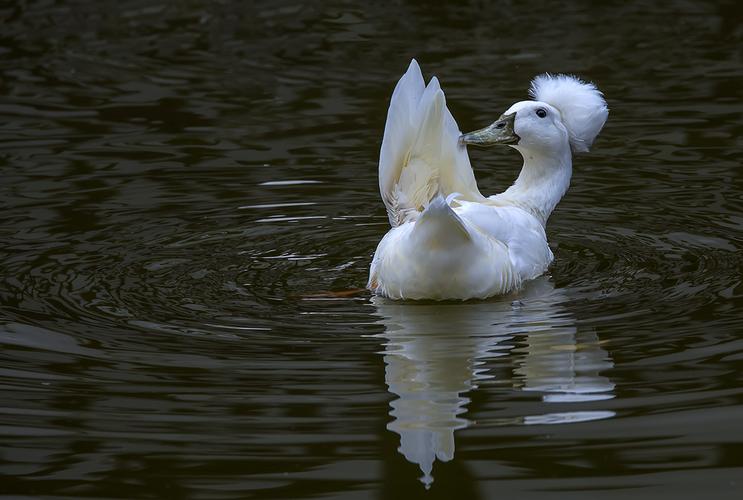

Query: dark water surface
left=2, top=1, right=742, bottom=498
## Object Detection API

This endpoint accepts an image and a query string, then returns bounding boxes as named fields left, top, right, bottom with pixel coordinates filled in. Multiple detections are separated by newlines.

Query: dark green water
left=2, top=1, right=742, bottom=498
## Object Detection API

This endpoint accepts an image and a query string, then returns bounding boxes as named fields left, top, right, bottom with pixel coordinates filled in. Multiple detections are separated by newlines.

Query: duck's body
left=370, top=197, right=551, bottom=300
left=368, top=60, right=607, bottom=301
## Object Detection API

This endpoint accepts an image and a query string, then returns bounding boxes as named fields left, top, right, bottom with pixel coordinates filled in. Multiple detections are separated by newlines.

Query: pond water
left=1, top=1, right=742, bottom=498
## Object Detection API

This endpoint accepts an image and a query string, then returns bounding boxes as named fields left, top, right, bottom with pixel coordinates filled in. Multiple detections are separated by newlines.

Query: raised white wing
left=378, top=59, right=486, bottom=227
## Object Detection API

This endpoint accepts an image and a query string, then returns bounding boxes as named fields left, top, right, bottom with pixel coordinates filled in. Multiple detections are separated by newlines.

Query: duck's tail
left=412, top=193, right=472, bottom=248
left=378, top=59, right=485, bottom=228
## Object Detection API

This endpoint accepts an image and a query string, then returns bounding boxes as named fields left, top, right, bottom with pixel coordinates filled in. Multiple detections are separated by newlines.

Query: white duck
left=368, top=60, right=608, bottom=300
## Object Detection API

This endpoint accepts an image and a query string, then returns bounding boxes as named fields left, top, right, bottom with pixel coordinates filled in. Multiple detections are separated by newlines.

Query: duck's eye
left=536, top=108, right=547, bottom=118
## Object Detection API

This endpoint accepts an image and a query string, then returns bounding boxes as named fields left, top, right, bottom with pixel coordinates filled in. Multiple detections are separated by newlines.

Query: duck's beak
left=460, top=112, right=519, bottom=147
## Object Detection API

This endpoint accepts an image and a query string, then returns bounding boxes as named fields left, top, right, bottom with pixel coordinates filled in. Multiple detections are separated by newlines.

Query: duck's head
left=461, top=74, right=608, bottom=155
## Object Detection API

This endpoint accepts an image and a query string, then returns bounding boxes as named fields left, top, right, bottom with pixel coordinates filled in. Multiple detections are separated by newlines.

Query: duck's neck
left=498, top=145, right=573, bottom=226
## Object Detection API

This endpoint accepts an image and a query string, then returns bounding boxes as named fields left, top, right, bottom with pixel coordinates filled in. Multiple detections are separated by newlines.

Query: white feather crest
left=529, top=74, right=608, bottom=152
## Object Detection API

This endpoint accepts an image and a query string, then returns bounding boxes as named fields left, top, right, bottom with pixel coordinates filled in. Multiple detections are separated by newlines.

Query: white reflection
left=372, top=278, right=614, bottom=487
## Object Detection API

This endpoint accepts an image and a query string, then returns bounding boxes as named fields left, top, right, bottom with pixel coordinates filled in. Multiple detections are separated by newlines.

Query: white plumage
left=378, top=61, right=486, bottom=227
left=368, top=60, right=608, bottom=300
left=529, top=74, right=609, bottom=152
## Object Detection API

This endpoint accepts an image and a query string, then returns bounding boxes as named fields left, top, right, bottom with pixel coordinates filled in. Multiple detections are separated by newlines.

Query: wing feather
left=378, top=60, right=485, bottom=227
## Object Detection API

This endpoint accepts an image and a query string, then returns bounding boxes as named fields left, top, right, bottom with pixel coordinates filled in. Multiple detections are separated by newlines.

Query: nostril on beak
left=495, top=121, right=506, bottom=129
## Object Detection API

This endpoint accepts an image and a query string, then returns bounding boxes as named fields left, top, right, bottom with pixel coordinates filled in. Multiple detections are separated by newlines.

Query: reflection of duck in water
left=373, top=278, right=614, bottom=487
